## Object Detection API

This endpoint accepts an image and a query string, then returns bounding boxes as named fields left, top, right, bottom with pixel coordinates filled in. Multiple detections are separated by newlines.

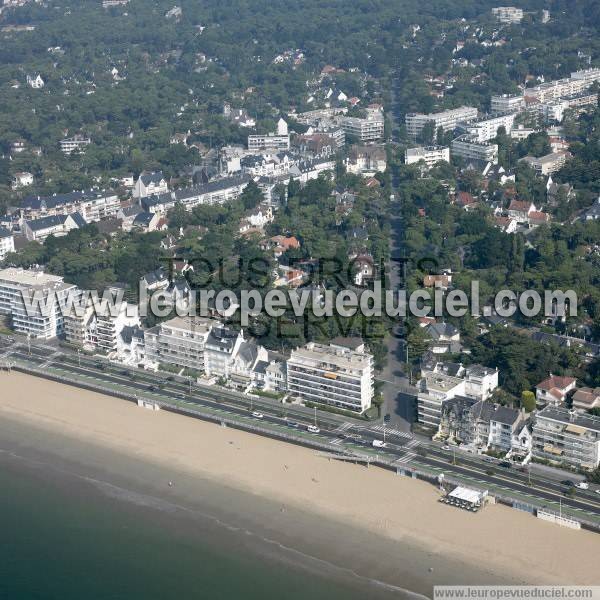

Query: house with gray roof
left=22, top=213, right=85, bottom=243
left=133, top=171, right=169, bottom=199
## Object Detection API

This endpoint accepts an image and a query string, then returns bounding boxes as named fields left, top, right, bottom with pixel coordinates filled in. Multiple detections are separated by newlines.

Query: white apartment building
left=451, top=136, right=499, bottom=164
left=0, top=268, right=81, bottom=339
left=535, top=92, right=598, bottom=123
left=491, top=6, right=524, bottom=23
left=487, top=406, right=523, bottom=452
left=417, top=372, right=466, bottom=430
left=287, top=339, right=374, bottom=413
left=463, top=113, right=516, bottom=142
left=204, top=326, right=245, bottom=378
left=338, top=114, right=384, bottom=142
left=0, top=227, right=15, bottom=261
left=491, top=94, right=525, bottom=115
left=464, top=365, right=499, bottom=400
left=60, top=135, right=91, bottom=155
left=248, top=118, right=290, bottom=151
left=532, top=407, right=600, bottom=470
left=142, top=175, right=251, bottom=214
left=405, top=146, right=450, bottom=168
left=95, top=300, right=140, bottom=355
left=405, top=106, right=478, bottom=138
left=145, top=316, right=216, bottom=371
left=520, top=151, right=570, bottom=176
left=19, top=189, right=120, bottom=223
left=525, top=69, right=600, bottom=103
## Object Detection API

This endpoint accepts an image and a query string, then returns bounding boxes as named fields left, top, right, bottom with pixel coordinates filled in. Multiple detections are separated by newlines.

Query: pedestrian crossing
left=333, top=422, right=354, bottom=433
left=395, top=452, right=416, bottom=464
left=370, top=424, right=412, bottom=440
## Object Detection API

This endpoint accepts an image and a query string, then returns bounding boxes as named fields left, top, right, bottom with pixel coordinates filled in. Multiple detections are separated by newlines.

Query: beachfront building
left=404, top=146, right=450, bottom=168
left=204, top=326, right=245, bottom=379
left=0, top=227, right=15, bottom=261
left=0, top=267, right=81, bottom=339
left=286, top=338, right=374, bottom=413
left=405, top=106, right=478, bottom=138
left=417, top=371, right=466, bottom=430
left=95, top=299, right=140, bottom=355
left=532, top=407, right=600, bottom=470
left=144, top=316, right=216, bottom=372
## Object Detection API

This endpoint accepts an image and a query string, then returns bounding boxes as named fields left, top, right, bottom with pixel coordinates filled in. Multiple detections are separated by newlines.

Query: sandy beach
left=0, top=371, right=599, bottom=595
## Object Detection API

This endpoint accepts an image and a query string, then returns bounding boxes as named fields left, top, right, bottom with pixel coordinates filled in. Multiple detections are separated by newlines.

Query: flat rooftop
left=0, top=267, right=74, bottom=292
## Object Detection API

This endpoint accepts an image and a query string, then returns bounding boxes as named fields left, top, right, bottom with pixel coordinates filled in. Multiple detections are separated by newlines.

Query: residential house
left=11, top=172, right=33, bottom=190
left=132, top=211, right=162, bottom=232
left=535, top=374, right=577, bottom=407
left=572, top=387, right=600, bottom=412
left=488, top=406, right=523, bottom=452
left=417, top=371, right=466, bottom=430
left=425, top=322, right=461, bottom=354
left=22, top=213, right=86, bottom=243
left=345, top=145, right=387, bottom=175
left=133, top=171, right=169, bottom=199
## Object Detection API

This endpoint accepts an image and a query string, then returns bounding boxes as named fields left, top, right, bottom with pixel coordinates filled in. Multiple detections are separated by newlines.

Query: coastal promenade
left=2, top=333, right=600, bottom=531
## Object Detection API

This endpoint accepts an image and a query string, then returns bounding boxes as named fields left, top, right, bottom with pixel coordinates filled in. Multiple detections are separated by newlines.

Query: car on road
left=251, top=411, right=264, bottom=419
left=307, top=425, right=320, bottom=433
left=337, top=433, right=348, bottom=439
left=148, top=385, right=158, bottom=392
left=442, top=445, right=450, bottom=451
left=575, top=482, right=589, bottom=490
left=596, top=489, right=600, bottom=496
left=498, top=461, right=512, bottom=469
left=372, top=440, right=387, bottom=448
left=561, top=480, right=576, bottom=487
left=286, top=421, right=299, bottom=429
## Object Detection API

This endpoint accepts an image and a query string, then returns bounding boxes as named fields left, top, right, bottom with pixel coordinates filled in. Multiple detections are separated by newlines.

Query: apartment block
left=0, top=267, right=80, bottom=339
left=287, top=339, right=374, bottom=413
left=405, top=146, right=450, bottom=168
left=532, top=407, right=600, bottom=470
left=520, top=151, right=570, bottom=176
left=338, top=114, right=384, bottom=142
left=492, top=6, right=524, bottom=23
left=491, top=94, right=525, bottom=115
left=19, top=189, right=121, bottom=223
left=145, top=316, right=216, bottom=371
left=417, top=372, right=466, bottom=430
left=463, top=113, right=516, bottom=142
left=0, top=227, right=15, bottom=261
left=405, top=106, right=478, bottom=138
left=451, top=136, right=498, bottom=164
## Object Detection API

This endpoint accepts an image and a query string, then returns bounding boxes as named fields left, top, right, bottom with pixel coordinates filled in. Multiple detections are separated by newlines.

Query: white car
left=251, top=411, right=264, bottom=419
left=372, top=440, right=387, bottom=448
left=575, top=482, right=589, bottom=490
left=442, top=445, right=450, bottom=451
left=307, top=425, right=320, bottom=433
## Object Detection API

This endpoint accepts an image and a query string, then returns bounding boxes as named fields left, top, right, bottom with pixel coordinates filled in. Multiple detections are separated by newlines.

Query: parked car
left=575, top=482, right=589, bottom=490
left=251, top=411, right=264, bottom=419
left=307, top=425, right=320, bottom=433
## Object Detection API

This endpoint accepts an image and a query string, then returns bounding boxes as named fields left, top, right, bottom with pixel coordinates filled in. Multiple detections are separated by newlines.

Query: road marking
left=333, top=422, right=354, bottom=433
left=370, top=424, right=412, bottom=439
